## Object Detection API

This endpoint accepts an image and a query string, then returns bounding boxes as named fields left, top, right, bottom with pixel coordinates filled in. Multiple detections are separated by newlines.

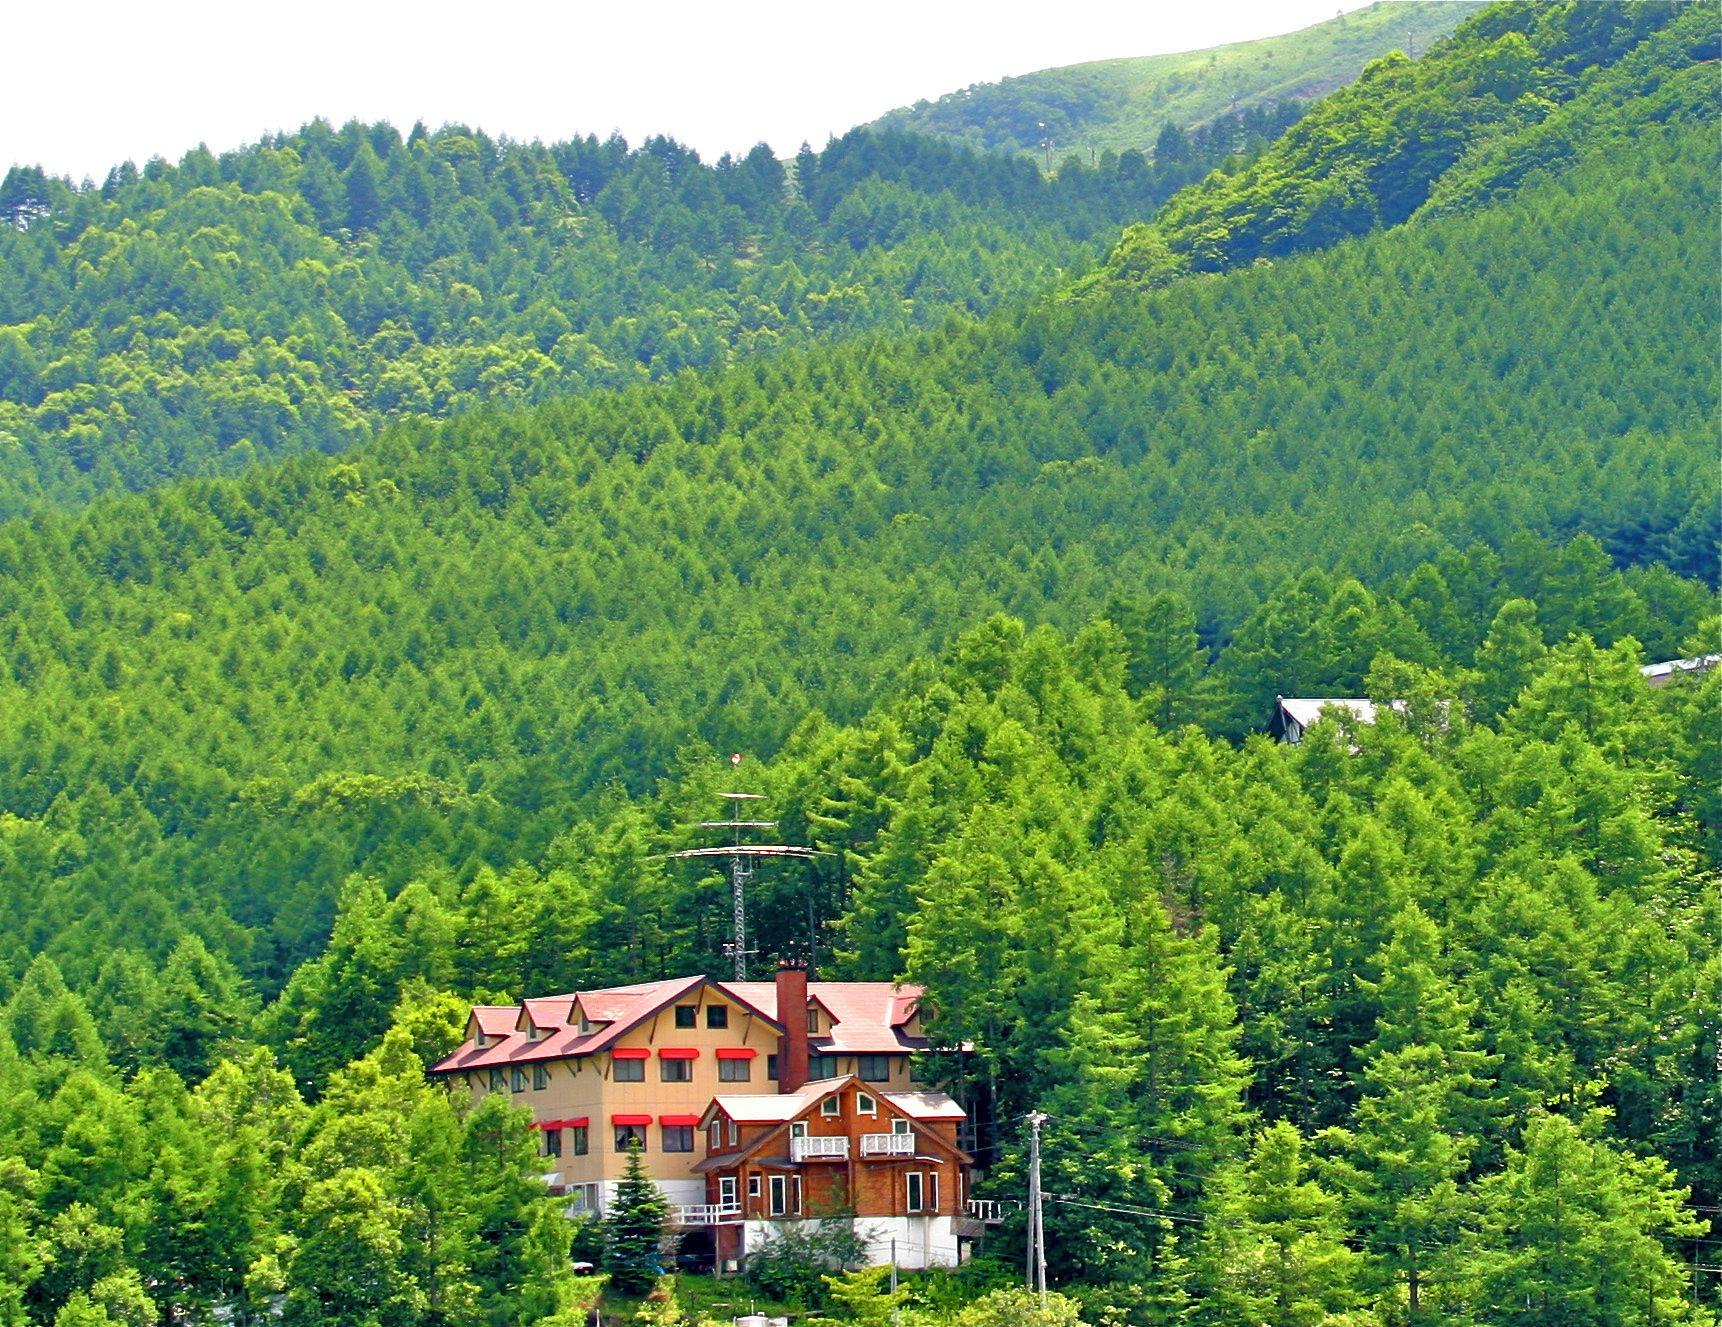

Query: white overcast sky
left=6, top=0, right=1386, bottom=182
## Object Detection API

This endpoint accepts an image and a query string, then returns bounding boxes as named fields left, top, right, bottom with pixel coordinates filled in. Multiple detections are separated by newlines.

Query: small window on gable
left=821, top=1096, right=841, bottom=1117
left=806, top=1007, right=819, bottom=1033
left=728, top=1119, right=739, bottom=1147
left=674, top=1004, right=697, bottom=1029
left=710, top=1121, right=723, bottom=1150
left=856, top=1092, right=876, bottom=1115
left=476, top=1032, right=490, bottom=1049
left=707, top=1005, right=728, bottom=1029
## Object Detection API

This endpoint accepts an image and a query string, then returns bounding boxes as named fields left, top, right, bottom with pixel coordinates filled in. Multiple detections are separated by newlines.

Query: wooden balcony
left=860, top=1132, right=916, bottom=1157
left=789, top=1135, right=850, bottom=1161
left=672, top=1203, right=742, bottom=1225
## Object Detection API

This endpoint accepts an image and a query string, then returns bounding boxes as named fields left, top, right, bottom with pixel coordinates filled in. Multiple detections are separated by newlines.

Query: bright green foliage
left=872, top=2, right=1473, bottom=158
left=951, top=1288, right=1088, bottom=1327
left=0, top=107, right=1711, bottom=992
left=1457, top=1112, right=1713, bottom=1327
left=603, top=1140, right=666, bottom=1296
left=1194, top=1122, right=1371, bottom=1327
left=1088, top=2, right=1717, bottom=289
left=0, top=122, right=1265, bottom=518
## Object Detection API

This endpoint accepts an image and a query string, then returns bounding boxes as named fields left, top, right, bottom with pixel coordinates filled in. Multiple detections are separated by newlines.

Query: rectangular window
left=909, top=1056, right=931, bottom=1085
left=718, top=1057, right=751, bottom=1083
left=571, top=1126, right=589, bottom=1156
left=706, top=1005, right=728, bottom=1029
left=809, top=1055, right=838, bottom=1080
left=748, top=1175, right=761, bottom=1198
left=510, top=1068, right=526, bottom=1093
left=892, top=1117, right=912, bottom=1134
left=710, top=1122, right=723, bottom=1150
left=614, top=1124, right=647, bottom=1152
left=728, top=1120, right=740, bottom=1147
left=613, top=1058, right=644, bottom=1082
left=929, top=1170, right=940, bottom=1213
left=906, top=1172, right=925, bottom=1214
left=662, top=1125, right=694, bottom=1153
left=766, top=1054, right=778, bottom=1081
left=792, top=1175, right=803, bottom=1215
left=720, top=1177, right=738, bottom=1209
left=660, top=1057, right=692, bottom=1083
left=532, top=1064, right=549, bottom=1091
left=857, top=1055, right=891, bottom=1083
left=544, top=1128, right=562, bottom=1158
left=806, top=1007, right=819, bottom=1033
left=488, top=1069, right=505, bottom=1091
left=674, top=1004, right=698, bottom=1028
left=769, top=1174, right=788, bottom=1216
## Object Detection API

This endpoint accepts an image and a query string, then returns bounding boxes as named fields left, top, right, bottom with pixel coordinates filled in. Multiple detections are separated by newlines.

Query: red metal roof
left=430, top=974, right=957, bottom=1076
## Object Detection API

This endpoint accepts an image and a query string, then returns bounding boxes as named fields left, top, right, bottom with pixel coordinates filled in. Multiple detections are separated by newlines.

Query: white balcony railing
left=860, top=1132, right=916, bottom=1157
left=789, top=1135, right=850, bottom=1161
left=965, top=1198, right=1015, bottom=1223
left=672, top=1203, right=742, bottom=1225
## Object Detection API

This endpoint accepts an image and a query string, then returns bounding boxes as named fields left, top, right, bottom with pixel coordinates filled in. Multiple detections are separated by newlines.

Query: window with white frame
left=769, top=1174, right=788, bottom=1216
left=856, top=1092, right=877, bottom=1115
left=906, top=1171, right=925, bottom=1213
left=821, top=1096, right=841, bottom=1117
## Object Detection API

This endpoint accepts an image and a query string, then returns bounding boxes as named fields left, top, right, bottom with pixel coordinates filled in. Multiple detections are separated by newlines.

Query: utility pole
left=1026, top=1110, right=1048, bottom=1305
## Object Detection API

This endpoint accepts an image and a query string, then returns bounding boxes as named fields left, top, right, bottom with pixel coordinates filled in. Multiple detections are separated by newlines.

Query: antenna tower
left=660, top=756, right=822, bottom=980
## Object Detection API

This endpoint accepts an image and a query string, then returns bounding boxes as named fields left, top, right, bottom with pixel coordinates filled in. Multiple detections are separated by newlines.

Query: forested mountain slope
left=0, top=112, right=1712, bottom=993
left=870, top=1, right=1478, bottom=157
left=1087, top=0, right=1717, bottom=288
left=0, top=118, right=1269, bottom=516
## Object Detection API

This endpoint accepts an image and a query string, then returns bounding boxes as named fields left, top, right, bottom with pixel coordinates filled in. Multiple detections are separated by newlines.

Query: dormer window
left=806, top=1007, right=819, bottom=1033
left=476, top=1033, right=490, bottom=1049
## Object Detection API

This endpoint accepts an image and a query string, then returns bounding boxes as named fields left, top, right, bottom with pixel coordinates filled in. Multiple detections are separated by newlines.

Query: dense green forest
left=0, top=0, right=1716, bottom=1321
left=0, top=111, right=1286, bottom=517
left=872, top=1, right=1478, bottom=158
left=1088, top=0, right=1718, bottom=288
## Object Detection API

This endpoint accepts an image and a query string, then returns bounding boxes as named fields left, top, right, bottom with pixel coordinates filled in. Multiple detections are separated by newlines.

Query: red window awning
left=537, top=1116, right=589, bottom=1130
left=611, top=1047, right=649, bottom=1060
left=660, top=1114, right=701, bottom=1126
left=715, top=1047, right=757, bottom=1060
left=612, top=1113, right=652, bottom=1126
left=658, top=1047, right=699, bottom=1060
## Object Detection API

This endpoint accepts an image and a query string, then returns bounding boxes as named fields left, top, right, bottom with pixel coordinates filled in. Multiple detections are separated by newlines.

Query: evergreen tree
left=1457, top=1111, right=1711, bottom=1326
left=603, top=1140, right=666, bottom=1295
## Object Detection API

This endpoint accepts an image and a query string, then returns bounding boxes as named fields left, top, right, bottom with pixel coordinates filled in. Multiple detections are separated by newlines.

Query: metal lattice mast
left=658, top=756, right=824, bottom=981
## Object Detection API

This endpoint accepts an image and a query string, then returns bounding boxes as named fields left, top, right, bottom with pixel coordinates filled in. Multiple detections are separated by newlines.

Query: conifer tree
left=603, top=1140, right=666, bottom=1295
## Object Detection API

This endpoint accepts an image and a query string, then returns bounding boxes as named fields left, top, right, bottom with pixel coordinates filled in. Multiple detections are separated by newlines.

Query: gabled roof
left=1276, top=697, right=1380, bottom=730
left=882, top=1090, right=966, bottom=1121
left=704, top=1075, right=852, bottom=1125
left=697, top=1076, right=970, bottom=1173
left=717, top=980, right=930, bottom=1054
left=1641, top=654, right=1720, bottom=682
left=432, top=975, right=705, bottom=1074
left=433, top=975, right=953, bottom=1075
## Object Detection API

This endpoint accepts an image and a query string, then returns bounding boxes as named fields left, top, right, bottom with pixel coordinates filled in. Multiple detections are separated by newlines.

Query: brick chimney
left=775, top=958, right=810, bottom=1093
